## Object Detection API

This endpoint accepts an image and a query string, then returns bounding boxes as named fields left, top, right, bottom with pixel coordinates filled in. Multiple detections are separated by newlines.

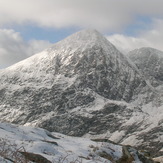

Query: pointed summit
left=49, top=29, right=116, bottom=55
left=65, top=29, right=102, bottom=39
left=57, top=29, right=106, bottom=43
left=3, top=29, right=121, bottom=76
left=0, top=29, right=148, bottom=103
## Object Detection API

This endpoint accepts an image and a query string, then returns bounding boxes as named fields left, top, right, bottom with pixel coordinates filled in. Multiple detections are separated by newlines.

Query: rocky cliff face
left=0, top=30, right=162, bottom=157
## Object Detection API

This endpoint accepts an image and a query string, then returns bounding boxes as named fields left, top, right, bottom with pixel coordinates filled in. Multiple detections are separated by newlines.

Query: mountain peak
left=70, top=29, right=101, bottom=37
left=62, top=29, right=104, bottom=41
left=0, top=30, right=162, bottom=157
left=49, top=29, right=113, bottom=51
left=2, top=29, right=118, bottom=74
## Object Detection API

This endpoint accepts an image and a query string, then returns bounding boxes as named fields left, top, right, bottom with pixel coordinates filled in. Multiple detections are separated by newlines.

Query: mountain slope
left=0, top=30, right=162, bottom=157
left=128, top=47, right=163, bottom=90
left=0, top=122, right=156, bottom=163
left=0, top=29, right=147, bottom=102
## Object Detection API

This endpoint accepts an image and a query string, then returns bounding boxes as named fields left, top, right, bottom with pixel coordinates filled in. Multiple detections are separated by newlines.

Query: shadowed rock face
left=0, top=30, right=162, bottom=157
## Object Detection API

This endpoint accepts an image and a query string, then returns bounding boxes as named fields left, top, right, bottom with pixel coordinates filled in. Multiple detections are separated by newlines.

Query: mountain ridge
left=0, top=29, right=162, bottom=157
left=128, top=47, right=163, bottom=94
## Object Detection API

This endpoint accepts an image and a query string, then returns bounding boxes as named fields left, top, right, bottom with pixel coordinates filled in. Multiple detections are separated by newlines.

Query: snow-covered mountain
left=128, top=47, right=163, bottom=91
left=0, top=30, right=162, bottom=157
left=0, top=122, right=156, bottom=163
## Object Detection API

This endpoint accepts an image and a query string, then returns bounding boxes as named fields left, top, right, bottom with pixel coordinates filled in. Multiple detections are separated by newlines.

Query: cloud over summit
left=0, top=0, right=163, bottom=68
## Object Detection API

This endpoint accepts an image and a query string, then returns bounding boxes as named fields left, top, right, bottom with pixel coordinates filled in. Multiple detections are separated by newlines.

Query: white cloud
left=0, top=29, right=52, bottom=68
left=107, top=19, right=163, bottom=53
left=107, top=34, right=151, bottom=54
left=0, top=0, right=163, bottom=31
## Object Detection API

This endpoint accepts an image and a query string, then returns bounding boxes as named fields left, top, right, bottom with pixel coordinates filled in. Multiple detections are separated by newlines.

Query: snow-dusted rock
left=0, top=122, right=156, bottom=163
left=0, top=30, right=162, bottom=157
left=128, top=47, right=163, bottom=90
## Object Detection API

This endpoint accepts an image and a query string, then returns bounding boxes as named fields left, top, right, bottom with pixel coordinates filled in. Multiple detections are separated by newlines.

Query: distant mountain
left=0, top=122, right=156, bottom=163
left=128, top=47, right=163, bottom=90
left=0, top=30, right=162, bottom=157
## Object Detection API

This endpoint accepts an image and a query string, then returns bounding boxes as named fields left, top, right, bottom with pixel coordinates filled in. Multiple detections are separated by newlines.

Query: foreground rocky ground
left=0, top=122, right=159, bottom=163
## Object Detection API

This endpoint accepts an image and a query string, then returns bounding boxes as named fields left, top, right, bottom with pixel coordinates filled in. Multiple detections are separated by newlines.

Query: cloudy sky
left=0, top=0, right=163, bottom=68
